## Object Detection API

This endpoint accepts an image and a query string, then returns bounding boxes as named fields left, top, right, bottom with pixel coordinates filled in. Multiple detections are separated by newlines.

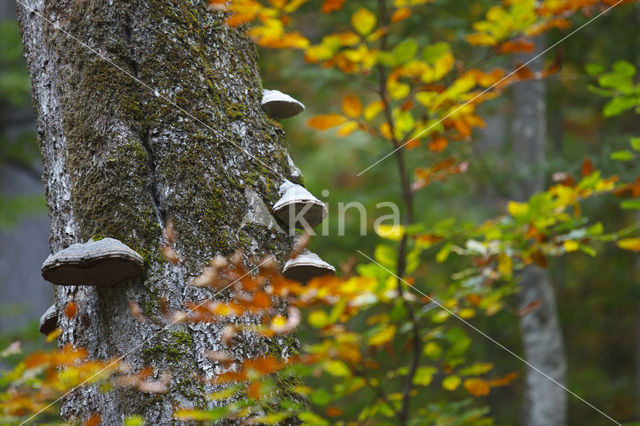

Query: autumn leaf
left=322, top=0, right=346, bottom=13
left=391, top=7, right=411, bottom=23
left=342, top=94, right=363, bottom=118
left=367, top=324, right=396, bottom=346
left=326, top=406, right=342, bottom=417
left=581, top=157, right=595, bottom=177
left=617, top=238, right=640, bottom=251
left=65, top=301, right=77, bottom=319
left=364, top=100, right=384, bottom=121
left=308, top=114, right=347, bottom=130
left=442, top=375, right=461, bottom=391
left=337, top=121, right=359, bottom=136
left=463, top=377, right=490, bottom=396
left=428, top=137, right=448, bottom=152
left=351, top=8, right=377, bottom=36
left=563, top=240, right=579, bottom=252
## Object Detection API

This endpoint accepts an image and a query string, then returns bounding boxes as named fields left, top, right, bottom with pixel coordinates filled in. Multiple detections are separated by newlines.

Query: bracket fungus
left=39, top=304, right=58, bottom=336
left=261, top=89, right=305, bottom=120
left=273, top=180, right=327, bottom=229
left=41, top=238, right=144, bottom=286
left=282, top=249, right=335, bottom=284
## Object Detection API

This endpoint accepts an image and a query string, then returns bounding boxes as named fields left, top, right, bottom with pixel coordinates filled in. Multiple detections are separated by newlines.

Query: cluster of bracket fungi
left=38, top=88, right=334, bottom=335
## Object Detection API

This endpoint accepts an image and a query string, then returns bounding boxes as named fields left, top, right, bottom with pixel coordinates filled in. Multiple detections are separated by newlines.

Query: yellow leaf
left=351, top=8, right=377, bottom=36
left=442, top=375, right=461, bottom=391
left=498, top=254, right=513, bottom=277
left=367, top=324, right=396, bottom=346
left=507, top=201, right=529, bottom=218
left=337, top=121, right=359, bottom=136
left=458, top=308, right=475, bottom=319
left=342, top=94, right=363, bottom=118
left=375, top=223, right=405, bottom=241
left=324, top=360, right=351, bottom=377
left=308, top=114, right=347, bottom=130
left=465, top=33, right=497, bottom=46
left=364, top=100, right=384, bottom=121
left=563, top=240, right=579, bottom=252
left=618, top=238, right=640, bottom=252
left=308, top=310, right=328, bottom=327
left=423, top=342, right=442, bottom=359
left=388, top=79, right=410, bottom=100
left=415, top=91, right=437, bottom=107
left=380, top=123, right=392, bottom=139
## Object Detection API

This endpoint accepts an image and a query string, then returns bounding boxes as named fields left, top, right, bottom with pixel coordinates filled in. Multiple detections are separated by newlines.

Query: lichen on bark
left=19, top=0, right=301, bottom=422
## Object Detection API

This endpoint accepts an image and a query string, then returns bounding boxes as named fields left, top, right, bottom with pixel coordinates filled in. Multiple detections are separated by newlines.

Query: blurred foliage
left=0, top=21, right=31, bottom=107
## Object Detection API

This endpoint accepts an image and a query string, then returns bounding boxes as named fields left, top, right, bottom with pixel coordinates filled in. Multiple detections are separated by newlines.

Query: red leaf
left=581, top=157, right=594, bottom=177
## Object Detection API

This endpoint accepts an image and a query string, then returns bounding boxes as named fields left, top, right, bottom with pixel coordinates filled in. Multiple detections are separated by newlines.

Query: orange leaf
left=65, top=301, right=77, bottom=319
left=489, top=372, right=518, bottom=387
left=327, top=406, right=343, bottom=417
left=226, top=13, right=255, bottom=27
left=342, top=94, right=363, bottom=118
left=525, top=19, right=570, bottom=37
left=84, top=414, right=101, bottom=426
left=322, top=0, right=346, bottom=13
left=248, top=381, right=262, bottom=399
left=391, top=7, right=411, bottom=23
left=581, top=157, right=594, bottom=177
left=428, top=137, right=448, bottom=152
left=405, top=138, right=420, bottom=150
left=498, top=38, right=535, bottom=54
left=308, top=114, right=347, bottom=130
left=463, top=377, right=490, bottom=396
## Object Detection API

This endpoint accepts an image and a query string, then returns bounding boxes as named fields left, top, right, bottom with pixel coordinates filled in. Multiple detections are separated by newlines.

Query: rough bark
left=18, top=0, right=301, bottom=422
left=511, top=39, right=567, bottom=426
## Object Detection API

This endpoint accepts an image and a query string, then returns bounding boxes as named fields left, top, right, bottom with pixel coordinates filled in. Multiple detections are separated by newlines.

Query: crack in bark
left=122, top=20, right=139, bottom=78
left=141, top=129, right=165, bottom=227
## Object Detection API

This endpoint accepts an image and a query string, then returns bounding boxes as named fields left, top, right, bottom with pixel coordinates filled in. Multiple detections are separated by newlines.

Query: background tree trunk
left=18, top=0, right=300, bottom=422
left=511, top=38, right=568, bottom=426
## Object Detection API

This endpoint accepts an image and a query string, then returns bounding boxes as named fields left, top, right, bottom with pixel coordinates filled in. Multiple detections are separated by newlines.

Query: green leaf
left=436, top=242, right=452, bottom=263
left=299, top=411, right=330, bottom=426
left=393, top=38, right=418, bottom=64
left=603, top=97, right=638, bottom=117
left=610, top=150, right=634, bottom=161
left=124, top=416, right=145, bottom=426
left=585, top=63, right=604, bottom=76
left=612, top=60, right=636, bottom=77
left=413, top=366, right=437, bottom=386
left=444, top=327, right=471, bottom=360
left=459, top=362, right=493, bottom=376
left=621, top=199, right=640, bottom=210
left=630, top=137, right=640, bottom=151
left=374, top=244, right=397, bottom=269
left=422, top=42, right=450, bottom=64
left=311, top=388, right=332, bottom=406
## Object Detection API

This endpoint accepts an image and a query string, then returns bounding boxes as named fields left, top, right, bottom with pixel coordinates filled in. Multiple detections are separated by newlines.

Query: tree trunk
left=18, top=0, right=300, bottom=422
left=511, top=39, right=568, bottom=426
